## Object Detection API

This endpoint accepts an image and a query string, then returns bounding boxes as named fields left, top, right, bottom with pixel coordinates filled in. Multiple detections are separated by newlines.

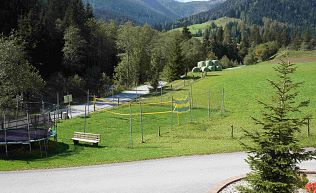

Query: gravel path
left=70, top=82, right=166, bottom=118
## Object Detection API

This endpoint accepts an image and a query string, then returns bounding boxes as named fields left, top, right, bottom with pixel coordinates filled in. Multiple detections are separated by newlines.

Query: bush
left=220, top=55, right=233, bottom=69
left=255, top=41, right=279, bottom=61
left=67, top=74, right=86, bottom=97
left=98, top=73, right=112, bottom=96
left=244, top=52, right=257, bottom=65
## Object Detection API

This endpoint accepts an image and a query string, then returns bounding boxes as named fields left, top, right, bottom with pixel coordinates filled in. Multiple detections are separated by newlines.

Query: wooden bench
left=72, top=132, right=101, bottom=146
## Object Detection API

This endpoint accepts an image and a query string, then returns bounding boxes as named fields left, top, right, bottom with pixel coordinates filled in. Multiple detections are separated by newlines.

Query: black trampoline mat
left=0, top=128, right=49, bottom=143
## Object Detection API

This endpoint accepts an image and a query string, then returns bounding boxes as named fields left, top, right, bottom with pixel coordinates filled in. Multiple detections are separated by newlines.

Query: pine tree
left=63, top=0, right=86, bottom=29
left=202, top=28, right=211, bottom=53
left=291, top=31, right=302, bottom=51
left=223, top=26, right=232, bottom=44
left=182, top=26, right=192, bottom=40
left=250, top=26, right=262, bottom=45
left=163, top=34, right=184, bottom=81
left=301, top=30, right=312, bottom=50
left=242, top=61, right=315, bottom=193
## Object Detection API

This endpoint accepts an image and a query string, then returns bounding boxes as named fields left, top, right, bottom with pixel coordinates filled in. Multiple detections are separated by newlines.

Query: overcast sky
left=176, top=0, right=209, bottom=2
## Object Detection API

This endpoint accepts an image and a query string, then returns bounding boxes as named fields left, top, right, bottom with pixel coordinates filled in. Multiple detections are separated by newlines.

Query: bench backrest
left=73, top=132, right=100, bottom=141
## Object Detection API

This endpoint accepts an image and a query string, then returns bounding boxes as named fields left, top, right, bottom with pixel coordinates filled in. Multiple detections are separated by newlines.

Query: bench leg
left=73, top=140, right=79, bottom=145
left=93, top=143, right=98, bottom=147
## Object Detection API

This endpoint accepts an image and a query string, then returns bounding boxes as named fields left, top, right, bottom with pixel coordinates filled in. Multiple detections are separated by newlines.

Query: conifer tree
left=242, top=61, right=315, bottom=193
left=182, top=26, right=192, bottom=40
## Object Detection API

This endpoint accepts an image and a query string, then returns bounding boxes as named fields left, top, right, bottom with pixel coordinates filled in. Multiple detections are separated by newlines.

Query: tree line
left=201, top=18, right=316, bottom=68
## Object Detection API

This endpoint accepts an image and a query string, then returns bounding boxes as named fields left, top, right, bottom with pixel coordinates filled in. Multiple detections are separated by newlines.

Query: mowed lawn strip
left=0, top=61, right=315, bottom=171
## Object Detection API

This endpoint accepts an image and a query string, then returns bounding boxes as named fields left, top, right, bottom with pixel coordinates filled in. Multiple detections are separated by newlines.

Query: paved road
left=1, top=152, right=315, bottom=193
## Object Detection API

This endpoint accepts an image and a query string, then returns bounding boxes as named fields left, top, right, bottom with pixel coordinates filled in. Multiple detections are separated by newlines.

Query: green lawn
left=1, top=61, right=316, bottom=171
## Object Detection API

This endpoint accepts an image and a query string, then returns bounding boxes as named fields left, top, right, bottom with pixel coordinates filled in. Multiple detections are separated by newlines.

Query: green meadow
left=1, top=60, right=315, bottom=171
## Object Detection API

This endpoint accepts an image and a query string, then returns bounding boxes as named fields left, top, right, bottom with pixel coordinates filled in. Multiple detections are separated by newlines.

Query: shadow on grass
left=74, top=143, right=107, bottom=149
left=204, top=74, right=221, bottom=77
left=79, top=115, right=91, bottom=119
left=0, top=141, right=79, bottom=161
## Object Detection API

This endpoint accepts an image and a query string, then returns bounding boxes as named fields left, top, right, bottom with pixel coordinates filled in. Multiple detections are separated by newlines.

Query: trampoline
left=0, top=127, right=50, bottom=145
left=0, top=112, right=58, bottom=156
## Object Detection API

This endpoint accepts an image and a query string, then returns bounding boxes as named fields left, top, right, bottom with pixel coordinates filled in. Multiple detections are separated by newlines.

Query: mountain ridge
left=84, top=0, right=225, bottom=25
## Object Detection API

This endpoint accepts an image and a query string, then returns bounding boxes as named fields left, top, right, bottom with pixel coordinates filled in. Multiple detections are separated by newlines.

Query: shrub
left=220, top=55, right=233, bottom=69
left=254, top=41, right=279, bottom=61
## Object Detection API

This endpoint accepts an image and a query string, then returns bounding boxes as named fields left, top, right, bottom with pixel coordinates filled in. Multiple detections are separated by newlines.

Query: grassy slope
left=1, top=61, right=315, bottom=171
left=171, top=17, right=241, bottom=35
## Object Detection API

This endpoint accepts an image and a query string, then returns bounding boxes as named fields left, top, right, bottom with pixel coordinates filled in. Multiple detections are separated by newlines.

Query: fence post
left=158, top=126, right=161, bottom=137
left=231, top=125, right=234, bottom=138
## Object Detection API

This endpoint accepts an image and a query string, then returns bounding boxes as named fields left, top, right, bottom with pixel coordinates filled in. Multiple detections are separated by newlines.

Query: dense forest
left=1, top=0, right=316, bottom=111
left=173, top=0, right=316, bottom=28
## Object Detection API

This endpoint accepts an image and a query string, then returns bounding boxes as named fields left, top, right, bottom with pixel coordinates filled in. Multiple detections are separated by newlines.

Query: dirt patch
left=271, top=57, right=316, bottom=64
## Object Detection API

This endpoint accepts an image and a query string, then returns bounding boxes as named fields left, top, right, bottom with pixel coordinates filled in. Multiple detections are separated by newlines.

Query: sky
left=176, top=0, right=209, bottom=2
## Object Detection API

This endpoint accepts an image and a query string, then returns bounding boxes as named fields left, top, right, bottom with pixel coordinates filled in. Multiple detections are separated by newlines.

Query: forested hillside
left=1, top=0, right=316, bottom=112
left=175, top=0, right=316, bottom=28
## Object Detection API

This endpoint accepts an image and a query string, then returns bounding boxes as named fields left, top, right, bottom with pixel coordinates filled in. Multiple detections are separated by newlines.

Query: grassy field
left=0, top=61, right=316, bottom=171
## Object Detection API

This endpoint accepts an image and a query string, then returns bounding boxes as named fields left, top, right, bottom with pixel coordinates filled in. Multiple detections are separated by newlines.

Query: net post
left=160, top=85, right=163, bottom=103
left=93, top=95, right=96, bottom=111
left=87, top=90, right=90, bottom=115
left=221, top=87, right=225, bottom=115
left=190, top=85, right=193, bottom=108
left=140, top=102, right=144, bottom=143
left=84, top=101, right=87, bottom=133
left=129, top=103, right=133, bottom=148
left=208, top=89, right=211, bottom=119
left=171, top=96, right=174, bottom=128
left=307, top=118, right=311, bottom=137
left=189, top=92, right=192, bottom=123
left=3, top=113, right=8, bottom=157
left=27, top=112, right=32, bottom=152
